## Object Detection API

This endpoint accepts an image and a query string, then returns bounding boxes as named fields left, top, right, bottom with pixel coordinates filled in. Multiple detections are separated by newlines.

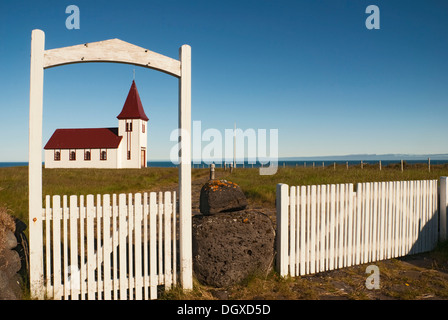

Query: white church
left=44, top=80, right=148, bottom=169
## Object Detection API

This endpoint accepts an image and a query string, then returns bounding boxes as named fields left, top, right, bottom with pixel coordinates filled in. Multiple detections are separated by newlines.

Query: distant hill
left=280, top=154, right=448, bottom=161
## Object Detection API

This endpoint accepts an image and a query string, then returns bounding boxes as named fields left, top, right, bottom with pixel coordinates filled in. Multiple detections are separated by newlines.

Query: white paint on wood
left=134, top=193, right=143, bottom=300
left=315, top=186, right=320, bottom=272
left=178, top=44, right=193, bottom=290
left=69, top=195, right=79, bottom=300
left=127, top=193, right=134, bottom=299
left=44, top=38, right=181, bottom=77
left=299, top=186, right=306, bottom=275
left=112, top=194, right=118, bottom=299
left=386, top=182, right=393, bottom=259
left=372, top=183, right=378, bottom=262
left=164, top=192, right=173, bottom=289
left=86, top=195, right=95, bottom=300
left=379, top=182, right=386, bottom=260
left=149, top=192, right=157, bottom=299
left=63, top=195, right=69, bottom=300
left=37, top=191, right=178, bottom=300
left=103, top=194, right=112, bottom=300
left=337, top=185, right=344, bottom=268
left=29, top=30, right=193, bottom=299
left=329, top=184, right=336, bottom=271
left=28, top=29, right=45, bottom=300
left=52, top=196, right=62, bottom=299
left=306, top=186, right=311, bottom=274
left=80, top=195, right=86, bottom=299
left=118, top=193, right=127, bottom=300
left=45, top=196, right=52, bottom=298
left=277, top=179, right=440, bottom=278
left=319, top=185, right=326, bottom=272
left=172, top=191, right=177, bottom=286
left=289, top=186, right=296, bottom=277
left=276, top=183, right=289, bottom=277
left=96, top=195, right=103, bottom=298
left=347, top=184, right=354, bottom=267
left=355, top=183, right=362, bottom=265
left=310, top=185, right=316, bottom=274
left=157, top=192, right=163, bottom=285
left=143, top=193, right=149, bottom=299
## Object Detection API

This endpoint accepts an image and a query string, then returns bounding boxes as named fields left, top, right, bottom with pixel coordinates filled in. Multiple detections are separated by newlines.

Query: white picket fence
left=276, top=179, right=441, bottom=277
left=38, top=191, right=178, bottom=300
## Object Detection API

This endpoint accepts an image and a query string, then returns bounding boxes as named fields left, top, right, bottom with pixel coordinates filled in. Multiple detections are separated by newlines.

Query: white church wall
left=44, top=148, right=119, bottom=169
left=140, top=119, right=148, bottom=167
left=118, top=119, right=147, bottom=168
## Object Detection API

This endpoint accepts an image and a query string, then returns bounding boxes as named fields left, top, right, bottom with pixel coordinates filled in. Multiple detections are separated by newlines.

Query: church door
left=141, top=148, right=146, bottom=168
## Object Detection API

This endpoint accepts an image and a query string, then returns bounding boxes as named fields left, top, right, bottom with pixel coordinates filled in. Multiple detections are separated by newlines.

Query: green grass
left=0, top=166, right=209, bottom=224
left=217, top=163, right=448, bottom=208
left=2, top=163, right=448, bottom=223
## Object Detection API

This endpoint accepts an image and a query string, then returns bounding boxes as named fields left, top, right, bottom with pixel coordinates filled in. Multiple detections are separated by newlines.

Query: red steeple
left=117, top=80, right=149, bottom=121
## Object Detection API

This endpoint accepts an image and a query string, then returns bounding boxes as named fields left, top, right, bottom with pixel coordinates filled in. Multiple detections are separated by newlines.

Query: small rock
left=0, top=270, right=8, bottom=290
left=199, top=180, right=248, bottom=215
left=0, top=249, right=21, bottom=277
left=5, top=231, right=17, bottom=250
left=211, top=289, right=229, bottom=300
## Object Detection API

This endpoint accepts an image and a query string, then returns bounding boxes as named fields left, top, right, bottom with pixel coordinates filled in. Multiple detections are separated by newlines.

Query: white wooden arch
left=28, top=29, right=192, bottom=298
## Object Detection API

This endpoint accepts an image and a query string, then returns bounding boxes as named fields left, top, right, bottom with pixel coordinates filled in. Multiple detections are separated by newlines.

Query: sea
left=1, top=159, right=448, bottom=168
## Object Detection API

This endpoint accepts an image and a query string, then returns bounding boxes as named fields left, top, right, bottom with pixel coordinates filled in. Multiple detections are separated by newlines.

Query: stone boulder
left=0, top=230, right=22, bottom=300
left=199, top=180, right=247, bottom=215
left=192, top=209, right=275, bottom=288
left=0, top=209, right=24, bottom=300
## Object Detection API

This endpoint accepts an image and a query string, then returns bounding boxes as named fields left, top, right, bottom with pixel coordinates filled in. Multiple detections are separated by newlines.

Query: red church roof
left=116, top=80, right=149, bottom=121
left=44, top=128, right=123, bottom=150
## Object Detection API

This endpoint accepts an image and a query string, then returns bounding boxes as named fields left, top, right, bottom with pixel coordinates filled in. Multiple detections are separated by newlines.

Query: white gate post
left=27, top=29, right=194, bottom=297
left=276, top=183, right=289, bottom=276
left=178, top=44, right=193, bottom=290
left=28, top=29, right=45, bottom=299
left=440, top=177, right=448, bottom=241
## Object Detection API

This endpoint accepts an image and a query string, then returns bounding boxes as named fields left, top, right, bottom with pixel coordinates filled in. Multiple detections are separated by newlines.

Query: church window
left=100, top=149, right=107, bottom=160
left=84, top=150, right=91, bottom=161
left=126, top=121, right=133, bottom=132
left=69, top=150, right=76, bottom=161
left=142, top=124, right=145, bottom=133
left=54, top=150, right=61, bottom=161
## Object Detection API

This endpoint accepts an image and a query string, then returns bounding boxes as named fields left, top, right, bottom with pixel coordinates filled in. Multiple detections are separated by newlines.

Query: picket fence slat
left=149, top=192, right=158, bottom=299
left=53, top=195, right=62, bottom=299
left=164, top=191, right=172, bottom=290
left=277, top=179, right=440, bottom=278
left=44, top=196, right=52, bottom=298
left=69, top=195, right=79, bottom=300
left=39, top=191, right=178, bottom=300
left=143, top=192, right=149, bottom=300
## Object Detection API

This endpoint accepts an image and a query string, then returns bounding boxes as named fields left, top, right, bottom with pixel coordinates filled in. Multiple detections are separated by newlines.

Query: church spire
left=117, top=80, right=149, bottom=121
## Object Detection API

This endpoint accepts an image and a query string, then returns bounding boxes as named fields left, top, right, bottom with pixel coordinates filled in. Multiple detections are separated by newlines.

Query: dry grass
left=160, top=249, right=448, bottom=300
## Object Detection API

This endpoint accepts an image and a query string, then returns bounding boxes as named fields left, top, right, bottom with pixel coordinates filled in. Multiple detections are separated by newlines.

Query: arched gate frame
left=28, top=29, right=192, bottom=299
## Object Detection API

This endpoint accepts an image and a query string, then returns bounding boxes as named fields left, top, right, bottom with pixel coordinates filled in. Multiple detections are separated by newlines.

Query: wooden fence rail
left=277, top=179, right=441, bottom=277
left=37, top=191, right=177, bottom=300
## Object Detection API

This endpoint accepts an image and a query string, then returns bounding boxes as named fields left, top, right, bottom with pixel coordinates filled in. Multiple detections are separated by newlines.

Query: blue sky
left=1, top=0, right=447, bottom=161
